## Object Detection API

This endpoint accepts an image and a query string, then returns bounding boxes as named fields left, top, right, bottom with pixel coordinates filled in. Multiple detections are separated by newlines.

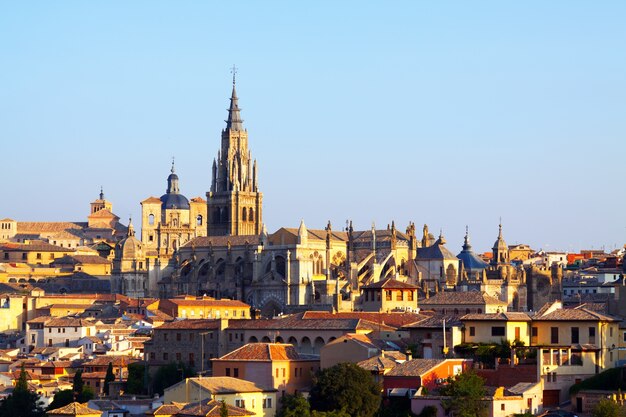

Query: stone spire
left=225, top=82, right=244, bottom=131
left=127, top=218, right=135, bottom=237
left=298, top=219, right=308, bottom=245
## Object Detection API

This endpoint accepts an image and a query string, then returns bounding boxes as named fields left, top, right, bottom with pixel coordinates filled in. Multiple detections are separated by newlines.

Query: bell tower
left=206, top=69, right=263, bottom=236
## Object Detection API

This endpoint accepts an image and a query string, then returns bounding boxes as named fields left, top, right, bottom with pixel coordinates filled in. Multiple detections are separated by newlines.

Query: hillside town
left=1, top=79, right=625, bottom=417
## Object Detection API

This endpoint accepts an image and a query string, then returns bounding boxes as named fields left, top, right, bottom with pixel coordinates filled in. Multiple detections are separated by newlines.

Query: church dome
left=115, top=219, right=143, bottom=260
left=457, top=229, right=489, bottom=272
left=160, top=193, right=190, bottom=210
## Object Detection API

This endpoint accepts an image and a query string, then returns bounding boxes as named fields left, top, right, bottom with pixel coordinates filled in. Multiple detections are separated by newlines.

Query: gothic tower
left=207, top=76, right=263, bottom=236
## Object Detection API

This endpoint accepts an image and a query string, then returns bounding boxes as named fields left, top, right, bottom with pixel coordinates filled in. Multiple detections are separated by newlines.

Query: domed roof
left=457, top=229, right=489, bottom=271
left=492, top=223, right=508, bottom=250
left=116, top=220, right=143, bottom=260
left=160, top=193, right=190, bottom=210
left=160, top=160, right=190, bottom=210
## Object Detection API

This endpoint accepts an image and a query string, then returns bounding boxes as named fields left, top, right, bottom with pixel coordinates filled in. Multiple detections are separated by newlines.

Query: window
left=197, top=215, right=203, bottom=226
left=163, top=353, right=168, bottom=361
left=176, top=333, right=181, bottom=341
left=551, top=327, right=559, bottom=344
left=571, top=350, right=583, bottom=366
left=164, top=333, right=168, bottom=341
left=189, top=353, right=195, bottom=367
left=149, top=214, right=154, bottom=225
left=235, top=399, right=245, bottom=408
left=22, top=253, right=27, bottom=260
left=396, top=291, right=403, bottom=301
left=36, top=253, right=41, bottom=260
left=501, top=404, right=505, bottom=411
left=408, top=291, right=414, bottom=301
left=571, top=327, right=579, bottom=344
left=226, top=368, right=231, bottom=377
left=263, top=398, right=272, bottom=409
left=385, top=291, right=392, bottom=301
left=491, top=327, right=505, bottom=337
left=589, top=327, right=596, bottom=344
left=176, top=352, right=181, bottom=361
left=469, top=327, right=475, bottom=337
left=610, top=327, right=614, bottom=337
left=234, top=368, right=239, bottom=378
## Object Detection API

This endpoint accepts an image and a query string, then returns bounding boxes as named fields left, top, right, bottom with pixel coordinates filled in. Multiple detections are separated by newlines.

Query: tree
left=103, top=362, right=115, bottom=395
left=126, top=362, right=146, bottom=395
left=151, top=362, right=196, bottom=396
left=220, top=400, right=229, bottom=417
left=46, top=390, right=74, bottom=411
left=439, top=370, right=487, bottom=417
left=592, top=399, right=626, bottom=417
left=309, top=362, right=381, bottom=417
left=77, top=386, right=95, bottom=403
left=73, top=370, right=84, bottom=398
left=277, top=393, right=312, bottom=417
left=0, top=365, right=44, bottom=417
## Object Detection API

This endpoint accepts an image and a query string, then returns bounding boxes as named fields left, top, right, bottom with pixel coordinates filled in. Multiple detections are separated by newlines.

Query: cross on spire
left=230, top=64, right=238, bottom=86
left=171, top=156, right=175, bottom=173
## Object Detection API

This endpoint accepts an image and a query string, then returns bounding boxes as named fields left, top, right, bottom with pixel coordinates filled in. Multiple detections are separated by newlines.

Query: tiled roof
left=52, top=255, right=111, bottom=265
left=274, top=227, right=348, bottom=242
left=461, top=312, right=531, bottom=321
left=46, top=317, right=95, bottom=327
left=217, top=343, right=314, bottom=361
left=301, top=311, right=427, bottom=328
left=225, top=313, right=393, bottom=332
left=177, top=399, right=254, bottom=416
left=534, top=306, right=620, bottom=322
left=46, top=401, right=102, bottom=416
left=182, top=235, right=261, bottom=248
left=357, top=354, right=402, bottom=372
left=148, top=404, right=183, bottom=415
left=385, top=358, right=444, bottom=377
left=165, top=299, right=250, bottom=308
left=83, top=355, right=137, bottom=367
left=401, top=314, right=463, bottom=329
left=155, top=319, right=220, bottom=330
left=0, top=240, right=74, bottom=252
left=417, top=241, right=458, bottom=260
left=190, top=197, right=207, bottom=203
left=419, top=291, right=506, bottom=306
left=16, top=221, right=87, bottom=233
left=351, top=228, right=409, bottom=243
left=141, top=196, right=162, bottom=204
left=362, top=277, right=418, bottom=290
left=189, top=376, right=270, bottom=394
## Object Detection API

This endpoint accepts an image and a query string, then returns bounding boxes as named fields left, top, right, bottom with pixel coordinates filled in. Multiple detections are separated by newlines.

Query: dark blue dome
left=160, top=193, right=190, bottom=210
left=457, top=250, right=489, bottom=271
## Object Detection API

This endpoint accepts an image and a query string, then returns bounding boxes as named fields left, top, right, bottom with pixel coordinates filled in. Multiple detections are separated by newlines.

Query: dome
left=118, top=235, right=143, bottom=260
left=160, top=193, right=190, bottom=210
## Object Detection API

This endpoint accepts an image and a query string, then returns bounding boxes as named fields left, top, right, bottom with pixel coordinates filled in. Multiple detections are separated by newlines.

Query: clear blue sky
left=1, top=1, right=625, bottom=254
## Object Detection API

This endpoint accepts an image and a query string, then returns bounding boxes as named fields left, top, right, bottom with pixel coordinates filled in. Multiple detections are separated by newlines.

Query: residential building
left=461, top=312, right=532, bottom=345
left=360, top=277, right=419, bottom=313
left=419, top=291, right=507, bottom=315
left=383, top=358, right=471, bottom=397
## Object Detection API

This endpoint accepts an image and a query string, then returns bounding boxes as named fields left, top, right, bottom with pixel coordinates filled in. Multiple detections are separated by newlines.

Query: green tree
left=151, top=362, right=196, bottom=396
left=103, top=362, right=115, bottom=395
left=309, top=362, right=381, bottom=417
left=0, top=365, right=44, bottom=417
left=277, top=393, right=312, bottom=417
left=46, top=389, right=74, bottom=411
left=220, top=400, right=229, bottom=417
left=439, top=370, right=487, bottom=417
left=592, top=399, right=626, bottom=417
left=77, top=386, right=95, bottom=403
left=126, top=362, right=146, bottom=395
left=73, top=370, right=84, bottom=398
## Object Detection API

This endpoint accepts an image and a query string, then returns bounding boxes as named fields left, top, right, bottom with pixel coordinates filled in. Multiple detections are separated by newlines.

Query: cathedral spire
left=225, top=66, right=244, bottom=131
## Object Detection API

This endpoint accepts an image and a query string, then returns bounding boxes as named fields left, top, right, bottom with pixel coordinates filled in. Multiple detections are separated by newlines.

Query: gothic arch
left=249, top=208, right=254, bottom=222
left=313, top=337, right=325, bottom=353
left=242, top=207, right=247, bottom=221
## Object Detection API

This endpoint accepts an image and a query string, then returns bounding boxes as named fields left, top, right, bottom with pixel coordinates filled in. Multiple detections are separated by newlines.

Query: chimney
left=406, top=350, right=412, bottom=361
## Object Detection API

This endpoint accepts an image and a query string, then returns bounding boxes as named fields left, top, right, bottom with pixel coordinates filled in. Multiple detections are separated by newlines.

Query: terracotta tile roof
left=534, top=306, right=620, bottom=322
left=401, top=314, right=463, bottom=329
left=461, top=312, right=532, bottom=321
left=0, top=240, right=74, bottom=252
left=385, top=358, right=444, bottom=377
left=357, top=354, right=402, bottom=372
left=419, top=291, right=506, bottom=306
left=52, top=255, right=111, bottom=265
left=46, top=317, right=95, bottom=327
left=225, top=313, right=393, bottom=332
left=301, top=311, right=428, bottom=328
left=87, top=209, right=118, bottom=220
left=148, top=404, right=183, bottom=415
left=177, top=399, right=254, bottom=416
left=16, top=221, right=87, bottom=233
left=165, top=299, right=250, bottom=308
left=83, top=355, right=137, bottom=367
left=141, top=196, right=162, bottom=204
left=182, top=235, right=261, bottom=248
left=188, top=376, right=270, bottom=394
left=46, top=401, right=102, bottom=416
left=361, top=277, right=419, bottom=290
left=155, top=319, right=220, bottom=330
left=190, top=196, right=206, bottom=203
left=217, top=343, right=313, bottom=361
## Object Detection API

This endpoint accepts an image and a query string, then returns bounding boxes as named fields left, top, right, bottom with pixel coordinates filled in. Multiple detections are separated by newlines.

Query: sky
left=1, top=1, right=625, bottom=254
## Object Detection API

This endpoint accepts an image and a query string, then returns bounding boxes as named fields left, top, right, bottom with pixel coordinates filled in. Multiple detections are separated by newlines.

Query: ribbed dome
left=119, top=235, right=143, bottom=260
left=160, top=193, right=190, bottom=210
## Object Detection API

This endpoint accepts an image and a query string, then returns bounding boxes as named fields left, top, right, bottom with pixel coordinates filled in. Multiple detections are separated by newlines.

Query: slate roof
left=217, top=343, right=315, bottom=361
left=419, top=291, right=506, bottom=306
left=417, top=239, right=458, bottom=260
left=385, top=359, right=444, bottom=377
left=362, top=277, right=419, bottom=290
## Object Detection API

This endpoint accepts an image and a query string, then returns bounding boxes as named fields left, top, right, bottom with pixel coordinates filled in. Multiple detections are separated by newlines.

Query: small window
left=551, top=327, right=559, bottom=344
left=571, top=327, right=579, bottom=344
left=491, top=326, right=505, bottom=337
left=149, top=214, right=155, bottom=225
left=469, top=327, right=475, bottom=337
left=234, top=368, right=239, bottom=378
left=226, top=368, right=231, bottom=377
left=197, top=215, right=203, bottom=226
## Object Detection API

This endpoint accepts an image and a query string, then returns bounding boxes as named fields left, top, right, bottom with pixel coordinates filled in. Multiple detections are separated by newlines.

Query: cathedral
left=111, top=77, right=562, bottom=314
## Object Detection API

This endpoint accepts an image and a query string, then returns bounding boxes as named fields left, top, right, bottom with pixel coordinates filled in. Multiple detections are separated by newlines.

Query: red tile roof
left=217, top=343, right=314, bottom=361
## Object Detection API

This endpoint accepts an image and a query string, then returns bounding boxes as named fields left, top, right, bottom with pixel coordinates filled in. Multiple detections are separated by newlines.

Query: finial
left=230, top=64, right=238, bottom=86
left=464, top=225, right=470, bottom=247
left=171, top=157, right=175, bottom=173
left=99, top=186, right=104, bottom=200
left=498, top=218, right=503, bottom=238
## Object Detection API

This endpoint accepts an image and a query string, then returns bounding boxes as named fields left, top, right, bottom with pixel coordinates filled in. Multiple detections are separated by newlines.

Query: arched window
left=172, top=218, right=178, bottom=227
left=249, top=208, right=254, bottom=222
left=197, top=215, right=203, bottom=226
left=242, top=208, right=247, bottom=221
left=148, top=214, right=154, bottom=225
